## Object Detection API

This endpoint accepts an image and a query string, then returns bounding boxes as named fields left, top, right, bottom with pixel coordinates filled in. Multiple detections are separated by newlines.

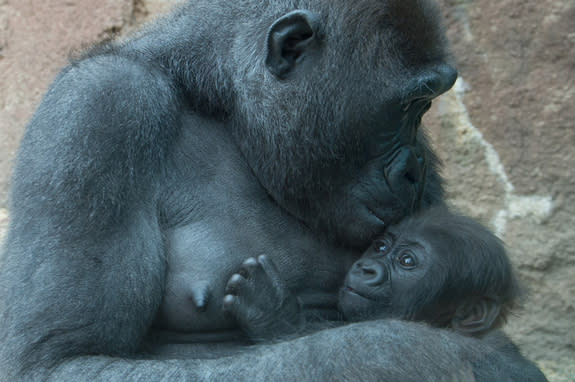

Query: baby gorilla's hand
left=223, top=255, right=302, bottom=341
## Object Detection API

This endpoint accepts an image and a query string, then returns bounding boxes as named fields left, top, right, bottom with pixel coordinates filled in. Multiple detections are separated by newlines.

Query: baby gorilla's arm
left=223, top=255, right=304, bottom=341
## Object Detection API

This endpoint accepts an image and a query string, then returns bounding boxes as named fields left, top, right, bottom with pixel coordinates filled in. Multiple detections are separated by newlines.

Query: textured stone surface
left=0, top=0, right=573, bottom=379
left=0, top=0, right=134, bottom=207
left=429, top=0, right=575, bottom=378
left=0, top=0, right=183, bottom=208
left=0, top=208, right=7, bottom=243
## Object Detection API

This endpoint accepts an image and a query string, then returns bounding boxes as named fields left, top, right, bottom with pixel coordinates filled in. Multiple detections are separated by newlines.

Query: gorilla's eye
left=373, top=240, right=389, bottom=253
left=398, top=253, right=417, bottom=269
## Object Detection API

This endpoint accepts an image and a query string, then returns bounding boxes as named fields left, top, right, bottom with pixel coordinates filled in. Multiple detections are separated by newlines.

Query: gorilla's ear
left=265, top=10, right=321, bottom=79
left=451, top=298, right=501, bottom=336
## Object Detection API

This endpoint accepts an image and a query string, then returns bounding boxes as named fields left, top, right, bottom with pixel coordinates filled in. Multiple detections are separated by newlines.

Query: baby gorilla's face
left=338, top=230, right=435, bottom=321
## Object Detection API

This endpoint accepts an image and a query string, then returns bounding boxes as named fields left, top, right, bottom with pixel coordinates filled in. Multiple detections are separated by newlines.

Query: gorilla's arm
left=17, top=321, right=546, bottom=381
left=479, top=331, right=549, bottom=382
left=0, top=54, right=179, bottom=379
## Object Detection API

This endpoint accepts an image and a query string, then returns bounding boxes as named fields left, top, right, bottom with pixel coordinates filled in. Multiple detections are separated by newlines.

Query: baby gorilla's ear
left=451, top=298, right=501, bottom=336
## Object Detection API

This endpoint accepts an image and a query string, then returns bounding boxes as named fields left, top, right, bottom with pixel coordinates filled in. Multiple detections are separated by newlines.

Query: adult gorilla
left=0, top=0, right=535, bottom=380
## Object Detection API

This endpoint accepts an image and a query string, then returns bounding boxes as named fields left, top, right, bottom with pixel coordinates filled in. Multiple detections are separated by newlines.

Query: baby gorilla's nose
left=353, top=259, right=387, bottom=286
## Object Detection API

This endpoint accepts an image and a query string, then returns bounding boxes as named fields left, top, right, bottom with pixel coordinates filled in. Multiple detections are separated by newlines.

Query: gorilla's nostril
left=362, top=267, right=376, bottom=276
left=404, top=170, right=417, bottom=184
left=403, top=152, right=421, bottom=185
left=386, top=145, right=424, bottom=192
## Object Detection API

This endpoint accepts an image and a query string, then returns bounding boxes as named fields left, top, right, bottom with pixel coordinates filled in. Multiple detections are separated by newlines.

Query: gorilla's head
left=339, top=208, right=522, bottom=336
left=226, top=0, right=457, bottom=247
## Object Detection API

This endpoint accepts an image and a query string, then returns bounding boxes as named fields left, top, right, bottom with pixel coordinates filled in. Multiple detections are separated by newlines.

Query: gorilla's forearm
left=28, top=321, right=541, bottom=382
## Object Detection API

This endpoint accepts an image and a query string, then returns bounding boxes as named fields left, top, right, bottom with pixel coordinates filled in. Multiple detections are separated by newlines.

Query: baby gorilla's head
left=338, top=207, right=522, bottom=337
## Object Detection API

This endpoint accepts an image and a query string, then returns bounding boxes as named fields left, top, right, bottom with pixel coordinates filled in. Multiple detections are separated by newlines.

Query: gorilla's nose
left=352, top=259, right=386, bottom=285
left=426, top=63, right=458, bottom=97
left=404, top=63, right=458, bottom=102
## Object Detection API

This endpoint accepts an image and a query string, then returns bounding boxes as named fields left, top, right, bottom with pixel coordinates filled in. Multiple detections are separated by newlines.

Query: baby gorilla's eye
left=398, top=253, right=417, bottom=269
left=372, top=240, right=389, bottom=253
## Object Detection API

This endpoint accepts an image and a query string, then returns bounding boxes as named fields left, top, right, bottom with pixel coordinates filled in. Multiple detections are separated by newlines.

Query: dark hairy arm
left=0, top=54, right=176, bottom=380
left=11, top=321, right=543, bottom=381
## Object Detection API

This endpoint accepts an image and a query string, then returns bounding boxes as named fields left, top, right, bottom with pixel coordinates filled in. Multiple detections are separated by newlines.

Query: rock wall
left=429, top=2, right=574, bottom=379
left=0, top=0, right=573, bottom=380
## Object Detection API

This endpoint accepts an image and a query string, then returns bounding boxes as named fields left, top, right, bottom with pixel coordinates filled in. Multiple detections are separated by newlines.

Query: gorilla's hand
left=223, top=255, right=303, bottom=341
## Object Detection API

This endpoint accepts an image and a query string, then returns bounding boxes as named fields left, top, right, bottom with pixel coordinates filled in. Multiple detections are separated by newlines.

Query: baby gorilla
left=222, top=207, right=522, bottom=341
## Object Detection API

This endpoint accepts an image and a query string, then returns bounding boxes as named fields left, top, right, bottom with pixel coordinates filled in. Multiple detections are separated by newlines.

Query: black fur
left=340, top=207, right=523, bottom=330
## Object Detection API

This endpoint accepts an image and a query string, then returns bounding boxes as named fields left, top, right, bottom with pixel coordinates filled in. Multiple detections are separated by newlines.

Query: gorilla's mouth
left=403, top=99, right=432, bottom=123
left=416, top=99, right=433, bottom=114
left=401, top=99, right=433, bottom=145
left=367, top=204, right=405, bottom=230
left=341, top=286, right=375, bottom=301
left=367, top=207, right=386, bottom=227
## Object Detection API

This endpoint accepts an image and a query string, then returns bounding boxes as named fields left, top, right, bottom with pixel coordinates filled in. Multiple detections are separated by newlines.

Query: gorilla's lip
left=367, top=207, right=386, bottom=226
left=402, top=99, right=433, bottom=129
left=415, top=100, right=432, bottom=115
left=404, top=99, right=432, bottom=118
left=367, top=206, right=404, bottom=230
left=341, top=286, right=375, bottom=301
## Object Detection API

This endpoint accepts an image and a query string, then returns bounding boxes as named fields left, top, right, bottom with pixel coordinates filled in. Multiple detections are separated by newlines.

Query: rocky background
left=0, top=0, right=573, bottom=380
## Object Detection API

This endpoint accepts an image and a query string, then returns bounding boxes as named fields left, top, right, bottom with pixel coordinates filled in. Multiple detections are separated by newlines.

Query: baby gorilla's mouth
left=341, top=286, right=374, bottom=301
left=338, top=285, right=386, bottom=322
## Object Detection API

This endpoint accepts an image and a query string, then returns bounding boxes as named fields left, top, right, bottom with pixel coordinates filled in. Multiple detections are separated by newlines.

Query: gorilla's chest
left=155, top=119, right=355, bottom=333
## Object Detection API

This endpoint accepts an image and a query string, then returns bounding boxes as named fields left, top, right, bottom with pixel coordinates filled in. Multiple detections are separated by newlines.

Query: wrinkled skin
left=0, top=0, right=545, bottom=381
